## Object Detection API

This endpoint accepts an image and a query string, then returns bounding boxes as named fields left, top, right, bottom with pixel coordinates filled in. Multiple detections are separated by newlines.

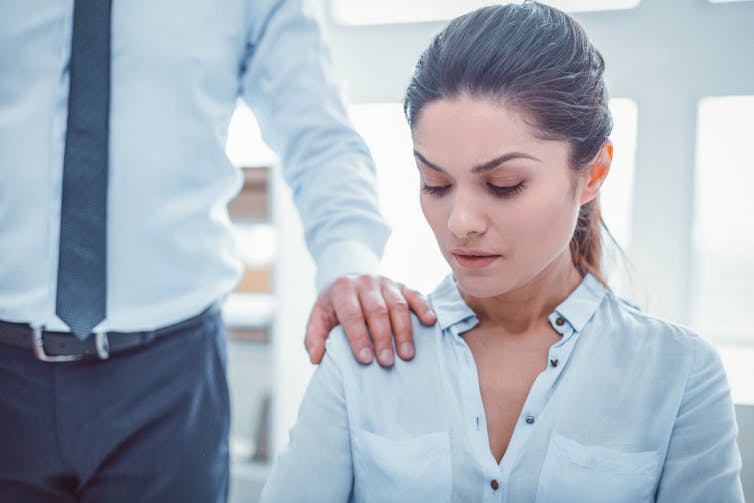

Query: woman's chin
left=453, top=271, right=512, bottom=299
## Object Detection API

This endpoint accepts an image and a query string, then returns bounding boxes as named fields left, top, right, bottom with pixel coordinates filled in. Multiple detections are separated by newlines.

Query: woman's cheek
left=420, top=196, right=447, bottom=241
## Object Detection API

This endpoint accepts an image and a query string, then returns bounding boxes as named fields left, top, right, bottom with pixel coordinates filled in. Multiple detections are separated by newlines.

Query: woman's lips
left=451, top=249, right=501, bottom=269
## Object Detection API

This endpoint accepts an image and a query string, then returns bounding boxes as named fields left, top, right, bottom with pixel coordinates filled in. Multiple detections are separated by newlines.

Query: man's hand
left=304, top=275, right=436, bottom=366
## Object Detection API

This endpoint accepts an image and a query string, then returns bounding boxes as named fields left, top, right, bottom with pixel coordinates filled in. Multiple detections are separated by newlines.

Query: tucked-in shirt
left=0, top=0, right=389, bottom=331
left=260, top=273, right=744, bottom=503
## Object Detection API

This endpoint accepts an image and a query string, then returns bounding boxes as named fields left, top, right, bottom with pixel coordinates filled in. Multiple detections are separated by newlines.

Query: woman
left=260, top=3, right=744, bottom=502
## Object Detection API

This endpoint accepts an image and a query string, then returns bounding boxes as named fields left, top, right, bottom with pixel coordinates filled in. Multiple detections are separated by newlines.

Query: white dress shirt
left=0, top=0, right=389, bottom=331
left=261, top=273, right=744, bottom=502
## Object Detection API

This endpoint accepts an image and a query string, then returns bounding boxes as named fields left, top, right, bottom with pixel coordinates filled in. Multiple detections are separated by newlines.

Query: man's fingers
left=356, top=276, right=395, bottom=367
left=304, top=303, right=333, bottom=364
left=306, top=275, right=433, bottom=367
left=401, top=285, right=436, bottom=325
left=381, top=281, right=415, bottom=361
left=331, top=278, right=374, bottom=365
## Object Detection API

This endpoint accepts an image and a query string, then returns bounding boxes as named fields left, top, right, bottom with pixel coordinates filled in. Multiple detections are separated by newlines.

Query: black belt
left=0, top=303, right=220, bottom=363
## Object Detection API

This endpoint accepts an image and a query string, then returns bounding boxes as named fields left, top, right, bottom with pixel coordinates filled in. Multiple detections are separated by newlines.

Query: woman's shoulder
left=596, top=292, right=722, bottom=372
left=323, top=315, right=450, bottom=431
left=324, top=313, right=444, bottom=375
left=601, top=292, right=698, bottom=341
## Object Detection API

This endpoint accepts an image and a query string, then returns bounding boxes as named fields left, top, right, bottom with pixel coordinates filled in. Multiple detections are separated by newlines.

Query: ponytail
left=570, top=200, right=606, bottom=285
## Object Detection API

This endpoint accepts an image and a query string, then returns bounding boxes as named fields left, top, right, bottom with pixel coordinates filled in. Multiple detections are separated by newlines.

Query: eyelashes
left=420, top=183, right=451, bottom=196
left=486, top=182, right=525, bottom=197
left=421, top=182, right=525, bottom=198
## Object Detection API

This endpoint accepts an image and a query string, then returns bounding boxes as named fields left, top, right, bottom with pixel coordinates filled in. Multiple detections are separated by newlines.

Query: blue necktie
left=56, top=0, right=112, bottom=340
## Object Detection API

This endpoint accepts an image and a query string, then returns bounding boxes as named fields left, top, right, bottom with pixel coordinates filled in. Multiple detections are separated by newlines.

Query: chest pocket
left=351, top=428, right=452, bottom=503
left=535, top=433, right=659, bottom=503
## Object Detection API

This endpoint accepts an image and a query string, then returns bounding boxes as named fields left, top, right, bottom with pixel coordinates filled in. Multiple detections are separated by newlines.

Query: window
left=691, top=96, right=754, bottom=343
left=226, top=99, right=277, bottom=168
left=600, top=99, right=637, bottom=297
left=349, top=104, right=448, bottom=294
left=332, top=0, right=641, bottom=25
left=692, top=96, right=754, bottom=404
left=601, top=98, right=637, bottom=250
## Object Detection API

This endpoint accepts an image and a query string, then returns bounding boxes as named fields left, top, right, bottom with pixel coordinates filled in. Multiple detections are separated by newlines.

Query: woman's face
left=412, top=95, right=595, bottom=298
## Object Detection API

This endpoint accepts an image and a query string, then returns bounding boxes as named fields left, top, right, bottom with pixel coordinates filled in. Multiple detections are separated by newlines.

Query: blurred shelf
left=233, top=223, right=277, bottom=270
left=228, top=166, right=270, bottom=222
left=228, top=326, right=270, bottom=344
left=235, top=266, right=272, bottom=293
left=223, top=293, right=275, bottom=328
left=226, top=154, right=277, bottom=501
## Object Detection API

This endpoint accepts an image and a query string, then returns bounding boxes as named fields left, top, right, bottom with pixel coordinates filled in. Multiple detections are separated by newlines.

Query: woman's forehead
left=412, top=97, right=568, bottom=169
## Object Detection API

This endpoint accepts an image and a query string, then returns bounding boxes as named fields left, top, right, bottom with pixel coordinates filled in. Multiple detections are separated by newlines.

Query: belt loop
left=31, top=325, right=46, bottom=360
left=95, top=331, right=110, bottom=360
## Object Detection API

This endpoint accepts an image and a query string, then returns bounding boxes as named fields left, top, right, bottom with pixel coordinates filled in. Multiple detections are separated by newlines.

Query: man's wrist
left=315, top=240, right=383, bottom=292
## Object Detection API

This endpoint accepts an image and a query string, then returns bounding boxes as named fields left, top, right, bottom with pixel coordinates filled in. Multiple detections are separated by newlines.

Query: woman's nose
left=447, top=190, right=487, bottom=239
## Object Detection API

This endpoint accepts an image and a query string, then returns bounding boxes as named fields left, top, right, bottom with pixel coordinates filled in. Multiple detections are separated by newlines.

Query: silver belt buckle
left=31, top=326, right=109, bottom=362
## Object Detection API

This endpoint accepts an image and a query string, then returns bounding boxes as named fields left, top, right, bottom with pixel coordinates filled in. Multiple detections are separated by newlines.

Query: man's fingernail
left=425, top=309, right=436, bottom=320
left=359, top=348, right=373, bottom=362
left=400, top=342, right=415, bottom=358
left=379, top=349, right=394, bottom=365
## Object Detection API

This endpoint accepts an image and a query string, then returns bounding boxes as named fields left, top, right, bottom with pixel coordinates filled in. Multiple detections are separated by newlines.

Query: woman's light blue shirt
left=261, top=273, right=744, bottom=502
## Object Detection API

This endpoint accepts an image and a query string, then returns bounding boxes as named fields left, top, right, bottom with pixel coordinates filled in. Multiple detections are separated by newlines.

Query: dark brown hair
left=404, top=1, right=613, bottom=284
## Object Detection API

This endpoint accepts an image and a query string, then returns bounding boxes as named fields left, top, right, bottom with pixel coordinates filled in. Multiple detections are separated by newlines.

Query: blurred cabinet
left=224, top=165, right=275, bottom=488
left=223, top=158, right=319, bottom=503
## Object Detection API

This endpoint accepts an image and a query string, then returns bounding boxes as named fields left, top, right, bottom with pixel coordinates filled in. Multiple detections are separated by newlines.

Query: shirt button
left=526, top=415, right=535, bottom=424
left=550, top=358, right=559, bottom=367
left=555, top=316, right=565, bottom=327
left=490, top=479, right=500, bottom=490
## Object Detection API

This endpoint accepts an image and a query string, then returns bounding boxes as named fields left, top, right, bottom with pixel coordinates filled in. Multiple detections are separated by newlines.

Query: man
left=0, top=0, right=435, bottom=501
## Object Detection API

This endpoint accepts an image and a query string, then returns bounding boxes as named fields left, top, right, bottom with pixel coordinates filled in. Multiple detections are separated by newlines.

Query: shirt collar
left=428, top=272, right=607, bottom=334
left=428, top=274, right=477, bottom=331
left=552, top=273, right=607, bottom=332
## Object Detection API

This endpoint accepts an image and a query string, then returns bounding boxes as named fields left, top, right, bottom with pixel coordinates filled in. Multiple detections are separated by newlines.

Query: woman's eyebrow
left=414, top=150, right=541, bottom=173
left=413, top=150, right=445, bottom=172
left=471, top=152, right=542, bottom=173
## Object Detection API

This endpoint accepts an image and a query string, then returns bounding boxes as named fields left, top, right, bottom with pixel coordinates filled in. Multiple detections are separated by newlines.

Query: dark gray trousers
left=0, top=311, right=230, bottom=502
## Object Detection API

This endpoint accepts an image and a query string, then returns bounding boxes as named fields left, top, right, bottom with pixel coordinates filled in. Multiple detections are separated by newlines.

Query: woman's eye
left=421, top=183, right=451, bottom=197
left=487, top=182, right=524, bottom=198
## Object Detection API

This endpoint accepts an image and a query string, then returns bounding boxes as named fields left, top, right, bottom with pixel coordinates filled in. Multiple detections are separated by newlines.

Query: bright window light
left=600, top=99, right=637, bottom=297
left=692, top=95, right=754, bottom=404
left=225, top=100, right=277, bottom=167
left=691, top=96, right=754, bottom=343
left=331, top=0, right=641, bottom=26
left=601, top=98, right=638, bottom=250
left=350, top=104, right=449, bottom=294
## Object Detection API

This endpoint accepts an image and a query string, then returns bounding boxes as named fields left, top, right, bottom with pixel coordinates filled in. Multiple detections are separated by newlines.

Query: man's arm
left=239, top=0, right=434, bottom=365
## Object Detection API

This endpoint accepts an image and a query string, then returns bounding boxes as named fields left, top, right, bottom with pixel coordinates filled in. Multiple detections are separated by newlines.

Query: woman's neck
left=461, top=251, right=583, bottom=336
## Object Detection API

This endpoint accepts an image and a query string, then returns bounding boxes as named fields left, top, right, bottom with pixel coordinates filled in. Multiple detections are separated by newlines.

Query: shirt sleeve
left=240, top=0, right=390, bottom=291
left=655, top=336, right=745, bottom=502
left=258, top=329, right=353, bottom=503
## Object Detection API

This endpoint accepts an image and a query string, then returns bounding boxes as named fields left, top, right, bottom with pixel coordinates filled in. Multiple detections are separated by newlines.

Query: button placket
left=453, top=326, right=497, bottom=471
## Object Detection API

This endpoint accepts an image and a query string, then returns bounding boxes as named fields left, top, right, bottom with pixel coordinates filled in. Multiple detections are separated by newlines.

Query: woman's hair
left=404, top=1, right=613, bottom=285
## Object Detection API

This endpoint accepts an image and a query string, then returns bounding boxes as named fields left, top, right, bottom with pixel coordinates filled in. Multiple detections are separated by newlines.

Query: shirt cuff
left=315, top=240, right=383, bottom=292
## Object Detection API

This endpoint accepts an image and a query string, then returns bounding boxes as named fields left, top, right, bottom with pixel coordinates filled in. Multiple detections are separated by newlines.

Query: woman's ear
left=580, top=141, right=612, bottom=205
